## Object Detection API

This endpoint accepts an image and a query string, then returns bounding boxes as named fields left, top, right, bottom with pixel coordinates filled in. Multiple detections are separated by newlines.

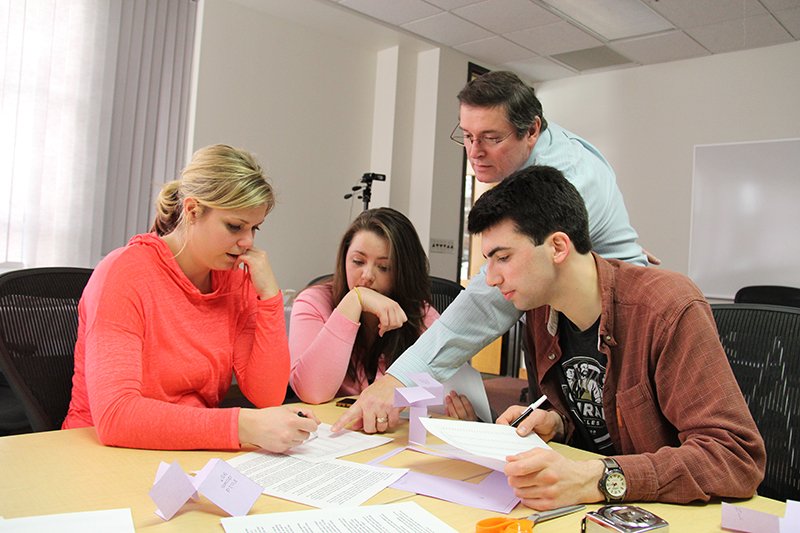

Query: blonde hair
left=151, top=144, right=275, bottom=236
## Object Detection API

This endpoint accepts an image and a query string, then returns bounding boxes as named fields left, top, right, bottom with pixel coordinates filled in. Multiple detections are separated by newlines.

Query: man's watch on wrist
left=598, top=457, right=627, bottom=502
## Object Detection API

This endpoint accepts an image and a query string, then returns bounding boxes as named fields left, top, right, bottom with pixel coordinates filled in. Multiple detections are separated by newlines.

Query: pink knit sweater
left=289, top=283, right=439, bottom=404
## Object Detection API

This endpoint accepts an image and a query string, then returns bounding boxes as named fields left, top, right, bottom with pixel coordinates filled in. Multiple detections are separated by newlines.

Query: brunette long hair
left=328, top=208, right=431, bottom=383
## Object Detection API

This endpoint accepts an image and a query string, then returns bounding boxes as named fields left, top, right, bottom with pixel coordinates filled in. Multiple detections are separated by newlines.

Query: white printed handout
left=220, top=501, right=457, bottom=533
left=0, top=509, right=135, bottom=532
left=228, top=451, right=406, bottom=508
left=287, top=423, right=392, bottom=462
left=419, top=417, right=550, bottom=471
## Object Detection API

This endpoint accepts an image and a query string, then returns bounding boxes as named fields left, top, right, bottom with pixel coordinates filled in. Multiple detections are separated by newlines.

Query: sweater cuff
left=229, top=407, right=243, bottom=449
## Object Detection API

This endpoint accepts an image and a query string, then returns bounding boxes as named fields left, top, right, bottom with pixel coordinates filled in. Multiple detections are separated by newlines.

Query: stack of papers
left=228, top=423, right=403, bottom=508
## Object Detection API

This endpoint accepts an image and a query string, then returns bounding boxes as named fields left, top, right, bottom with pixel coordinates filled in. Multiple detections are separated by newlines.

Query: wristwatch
left=598, top=457, right=627, bottom=502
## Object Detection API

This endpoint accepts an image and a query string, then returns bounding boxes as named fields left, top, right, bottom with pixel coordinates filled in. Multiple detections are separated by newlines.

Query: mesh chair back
left=429, top=276, right=464, bottom=314
left=734, top=285, right=800, bottom=308
left=0, top=267, right=92, bottom=432
left=711, top=303, right=800, bottom=501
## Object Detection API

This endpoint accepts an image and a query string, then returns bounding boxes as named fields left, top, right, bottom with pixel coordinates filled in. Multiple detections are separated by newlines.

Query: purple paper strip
left=368, top=446, right=520, bottom=513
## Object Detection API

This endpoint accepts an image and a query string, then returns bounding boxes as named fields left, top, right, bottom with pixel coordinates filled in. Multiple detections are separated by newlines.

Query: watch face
left=605, top=472, right=627, bottom=498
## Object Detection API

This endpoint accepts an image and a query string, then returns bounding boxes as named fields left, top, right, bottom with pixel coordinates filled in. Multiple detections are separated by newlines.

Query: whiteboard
left=689, top=138, right=800, bottom=300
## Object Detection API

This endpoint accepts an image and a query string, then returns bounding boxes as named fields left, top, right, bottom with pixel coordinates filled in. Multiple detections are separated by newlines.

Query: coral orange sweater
left=63, top=234, right=289, bottom=450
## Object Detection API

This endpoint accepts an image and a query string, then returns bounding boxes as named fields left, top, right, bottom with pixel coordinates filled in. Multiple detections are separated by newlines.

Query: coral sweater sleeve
left=72, top=242, right=289, bottom=450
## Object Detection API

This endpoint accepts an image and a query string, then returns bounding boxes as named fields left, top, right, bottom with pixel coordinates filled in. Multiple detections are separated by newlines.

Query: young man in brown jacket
left=467, top=165, right=765, bottom=509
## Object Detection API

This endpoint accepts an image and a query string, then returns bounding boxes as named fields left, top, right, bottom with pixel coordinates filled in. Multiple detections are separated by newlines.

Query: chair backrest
left=734, top=285, right=800, bottom=308
left=0, top=267, right=93, bottom=432
left=429, top=276, right=464, bottom=314
left=306, top=274, right=333, bottom=287
left=711, top=303, right=800, bottom=501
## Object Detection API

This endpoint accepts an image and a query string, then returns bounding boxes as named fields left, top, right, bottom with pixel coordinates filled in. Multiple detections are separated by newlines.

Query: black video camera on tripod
left=343, top=172, right=386, bottom=211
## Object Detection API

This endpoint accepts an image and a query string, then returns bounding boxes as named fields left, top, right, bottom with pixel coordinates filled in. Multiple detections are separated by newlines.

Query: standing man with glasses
left=334, top=70, right=649, bottom=434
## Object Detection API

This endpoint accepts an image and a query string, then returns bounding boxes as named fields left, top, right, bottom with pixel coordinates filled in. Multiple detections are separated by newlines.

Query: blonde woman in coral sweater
left=63, top=144, right=318, bottom=451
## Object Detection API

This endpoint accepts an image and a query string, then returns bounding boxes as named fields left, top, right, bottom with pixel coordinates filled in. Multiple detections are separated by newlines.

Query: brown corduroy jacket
left=525, top=254, right=766, bottom=503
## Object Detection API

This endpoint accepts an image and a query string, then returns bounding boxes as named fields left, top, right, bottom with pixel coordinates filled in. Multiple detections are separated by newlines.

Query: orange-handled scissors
left=476, top=504, right=586, bottom=532
left=475, top=517, right=534, bottom=533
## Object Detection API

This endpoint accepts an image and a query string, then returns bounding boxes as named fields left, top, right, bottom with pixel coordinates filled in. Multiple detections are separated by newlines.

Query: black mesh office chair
left=0, top=267, right=93, bottom=432
left=711, top=303, right=800, bottom=501
left=734, top=285, right=800, bottom=308
left=429, top=276, right=464, bottom=314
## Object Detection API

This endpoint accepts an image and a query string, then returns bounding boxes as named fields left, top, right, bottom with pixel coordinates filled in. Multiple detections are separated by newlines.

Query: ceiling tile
left=609, top=30, right=710, bottom=64
left=540, top=0, right=673, bottom=40
left=507, top=21, right=603, bottom=56
left=643, top=0, right=767, bottom=29
left=339, top=0, right=441, bottom=26
left=686, top=13, right=794, bottom=53
left=455, top=36, right=536, bottom=64
left=774, top=7, right=800, bottom=39
left=760, top=0, right=800, bottom=11
left=551, top=45, right=634, bottom=71
left=423, top=0, right=484, bottom=9
left=503, top=56, right=577, bottom=83
left=402, top=11, right=494, bottom=45
left=453, top=0, right=561, bottom=34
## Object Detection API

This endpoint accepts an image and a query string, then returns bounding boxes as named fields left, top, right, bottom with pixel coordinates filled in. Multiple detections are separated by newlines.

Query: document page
left=220, top=501, right=457, bottom=533
left=0, top=508, right=135, bottom=532
left=287, top=423, right=392, bottom=462
left=420, top=417, right=549, bottom=471
left=228, top=451, right=406, bottom=508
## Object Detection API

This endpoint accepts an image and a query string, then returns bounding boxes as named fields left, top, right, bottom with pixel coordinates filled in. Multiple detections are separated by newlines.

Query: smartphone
left=335, top=398, right=356, bottom=408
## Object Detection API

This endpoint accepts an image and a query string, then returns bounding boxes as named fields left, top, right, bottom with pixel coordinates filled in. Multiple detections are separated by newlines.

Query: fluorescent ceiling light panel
left=540, top=0, right=674, bottom=40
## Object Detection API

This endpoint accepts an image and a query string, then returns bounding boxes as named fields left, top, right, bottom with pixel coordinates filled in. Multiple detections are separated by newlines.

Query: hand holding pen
left=510, top=395, right=548, bottom=428
left=498, top=395, right=564, bottom=443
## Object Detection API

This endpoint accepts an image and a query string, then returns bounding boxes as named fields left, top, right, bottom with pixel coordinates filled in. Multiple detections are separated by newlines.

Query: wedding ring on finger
left=376, top=416, right=388, bottom=424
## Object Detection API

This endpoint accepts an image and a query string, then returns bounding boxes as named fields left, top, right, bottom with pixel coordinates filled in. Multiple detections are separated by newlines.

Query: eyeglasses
left=449, top=123, right=515, bottom=147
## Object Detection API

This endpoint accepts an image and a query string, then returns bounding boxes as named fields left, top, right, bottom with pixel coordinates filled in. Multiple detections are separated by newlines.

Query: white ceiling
left=321, top=0, right=800, bottom=81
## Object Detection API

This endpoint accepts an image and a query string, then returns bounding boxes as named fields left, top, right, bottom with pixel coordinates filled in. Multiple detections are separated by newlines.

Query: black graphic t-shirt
left=556, top=315, right=616, bottom=455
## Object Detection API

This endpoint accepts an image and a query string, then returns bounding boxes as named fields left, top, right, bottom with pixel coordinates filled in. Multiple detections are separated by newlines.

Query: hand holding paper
left=419, top=417, right=549, bottom=471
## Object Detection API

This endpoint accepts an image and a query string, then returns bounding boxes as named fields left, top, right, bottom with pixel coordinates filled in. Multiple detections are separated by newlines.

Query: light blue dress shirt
left=388, top=122, right=646, bottom=385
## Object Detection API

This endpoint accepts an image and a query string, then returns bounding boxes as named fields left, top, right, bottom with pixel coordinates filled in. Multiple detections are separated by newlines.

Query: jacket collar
left=544, top=252, right=618, bottom=349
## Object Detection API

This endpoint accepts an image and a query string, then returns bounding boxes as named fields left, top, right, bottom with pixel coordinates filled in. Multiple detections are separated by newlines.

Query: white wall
left=190, top=1, right=800, bottom=294
left=535, top=41, right=800, bottom=276
left=191, top=0, right=471, bottom=291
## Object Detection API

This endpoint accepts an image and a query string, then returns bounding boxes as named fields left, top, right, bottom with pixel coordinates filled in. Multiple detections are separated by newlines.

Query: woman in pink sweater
left=63, top=144, right=319, bottom=451
left=289, top=208, right=439, bottom=427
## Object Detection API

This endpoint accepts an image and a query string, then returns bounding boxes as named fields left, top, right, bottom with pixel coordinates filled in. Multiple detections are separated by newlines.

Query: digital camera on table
left=581, top=505, right=668, bottom=532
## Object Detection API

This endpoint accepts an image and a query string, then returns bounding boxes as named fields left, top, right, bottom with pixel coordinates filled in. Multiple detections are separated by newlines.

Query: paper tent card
left=394, top=372, right=444, bottom=444
left=149, top=459, right=262, bottom=520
